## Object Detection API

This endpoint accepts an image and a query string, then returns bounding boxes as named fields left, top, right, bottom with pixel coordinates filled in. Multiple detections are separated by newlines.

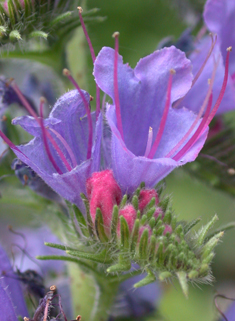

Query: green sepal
left=29, top=31, right=48, bottom=39
left=177, top=271, right=188, bottom=298
left=205, top=222, right=235, bottom=242
left=159, top=271, right=172, bottom=281
left=80, top=193, right=96, bottom=238
left=107, top=255, right=131, bottom=273
left=111, top=205, right=119, bottom=242
left=49, top=11, right=72, bottom=27
left=134, top=269, right=156, bottom=288
left=183, top=218, right=201, bottom=234
left=197, top=215, right=218, bottom=246
left=201, top=231, right=224, bottom=259
left=149, top=235, right=157, bottom=262
left=140, top=214, right=147, bottom=225
left=138, top=228, right=149, bottom=261
left=95, top=208, right=109, bottom=243
left=7, top=0, right=16, bottom=26
left=120, top=216, right=130, bottom=251
left=9, top=30, right=21, bottom=41
left=131, top=194, right=139, bottom=211
left=66, top=249, right=113, bottom=264
left=146, top=207, right=156, bottom=220
left=71, top=203, right=89, bottom=237
left=159, top=195, right=170, bottom=212
left=44, top=242, right=74, bottom=251
left=0, top=5, right=8, bottom=25
left=130, top=219, right=140, bottom=253
left=120, top=194, right=127, bottom=208
left=0, top=26, right=7, bottom=37
left=188, top=270, right=199, bottom=279
left=163, top=211, right=172, bottom=224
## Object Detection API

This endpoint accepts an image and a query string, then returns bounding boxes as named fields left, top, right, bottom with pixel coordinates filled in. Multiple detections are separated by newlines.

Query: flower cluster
left=0, top=2, right=233, bottom=300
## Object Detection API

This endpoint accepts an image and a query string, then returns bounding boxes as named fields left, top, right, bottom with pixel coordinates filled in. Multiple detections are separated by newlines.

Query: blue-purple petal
left=94, top=46, right=193, bottom=156
left=0, top=285, right=18, bottom=321
left=12, top=90, right=103, bottom=211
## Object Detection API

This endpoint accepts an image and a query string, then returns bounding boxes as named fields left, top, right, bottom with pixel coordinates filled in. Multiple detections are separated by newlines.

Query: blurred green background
left=1, top=0, right=235, bottom=320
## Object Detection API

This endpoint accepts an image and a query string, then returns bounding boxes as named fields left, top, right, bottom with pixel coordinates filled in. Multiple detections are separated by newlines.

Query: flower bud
left=86, top=170, right=122, bottom=235
left=138, top=189, right=159, bottom=212
left=118, top=204, right=137, bottom=234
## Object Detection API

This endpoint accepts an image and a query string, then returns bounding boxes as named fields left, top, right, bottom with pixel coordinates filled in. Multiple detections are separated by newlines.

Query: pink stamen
left=77, top=7, right=100, bottom=118
left=113, top=31, right=124, bottom=140
left=63, top=68, right=93, bottom=160
left=144, top=127, right=153, bottom=157
left=148, top=70, right=175, bottom=159
left=173, top=93, right=213, bottom=161
left=192, top=34, right=217, bottom=87
left=0, top=129, right=23, bottom=154
left=49, top=128, right=77, bottom=168
left=13, top=83, right=72, bottom=172
left=166, top=56, right=219, bottom=159
left=173, top=34, right=216, bottom=109
left=202, top=47, right=232, bottom=131
left=39, top=98, right=63, bottom=174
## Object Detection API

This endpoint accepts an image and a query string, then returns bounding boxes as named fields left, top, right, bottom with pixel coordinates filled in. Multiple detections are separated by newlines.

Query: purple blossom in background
left=94, top=45, right=209, bottom=194
left=11, top=89, right=102, bottom=211
left=0, top=245, right=28, bottom=319
left=179, top=0, right=235, bottom=115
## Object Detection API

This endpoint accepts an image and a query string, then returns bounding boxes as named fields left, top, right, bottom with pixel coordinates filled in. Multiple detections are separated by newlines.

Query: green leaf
left=177, top=271, right=188, bottom=298
left=66, top=249, right=113, bottom=264
left=134, top=269, right=156, bottom=288
left=197, top=215, right=218, bottom=246
left=29, top=30, right=48, bottom=39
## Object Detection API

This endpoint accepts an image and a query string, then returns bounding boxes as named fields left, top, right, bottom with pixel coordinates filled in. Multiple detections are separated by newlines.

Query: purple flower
left=221, top=301, right=235, bottom=321
left=0, top=245, right=29, bottom=319
left=9, top=89, right=102, bottom=211
left=93, top=44, right=222, bottom=194
left=179, top=0, right=235, bottom=115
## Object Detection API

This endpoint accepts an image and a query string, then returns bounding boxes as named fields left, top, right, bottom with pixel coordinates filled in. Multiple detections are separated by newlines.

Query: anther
left=2, top=115, right=7, bottom=121
left=227, top=46, right=232, bottom=52
left=112, top=31, right=120, bottom=38
left=90, top=95, right=94, bottom=101
left=50, top=285, right=56, bottom=291
left=144, top=127, right=153, bottom=157
left=228, top=168, right=235, bottom=175
left=77, top=6, right=83, bottom=13
left=76, top=316, right=82, bottom=321
left=24, top=318, right=29, bottom=321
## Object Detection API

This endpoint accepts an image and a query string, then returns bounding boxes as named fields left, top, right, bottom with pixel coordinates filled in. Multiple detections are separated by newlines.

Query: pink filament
left=144, top=127, right=153, bottom=157
left=39, top=99, right=63, bottom=174
left=13, top=83, right=72, bottom=172
left=113, top=32, right=124, bottom=140
left=49, top=128, right=77, bottom=168
left=166, top=56, right=219, bottom=159
left=173, top=93, right=213, bottom=161
left=78, top=7, right=100, bottom=118
left=148, top=72, right=174, bottom=159
left=64, top=71, right=93, bottom=159
left=191, top=34, right=217, bottom=87
left=0, top=129, right=22, bottom=154
left=202, top=48, right=231, bottom=131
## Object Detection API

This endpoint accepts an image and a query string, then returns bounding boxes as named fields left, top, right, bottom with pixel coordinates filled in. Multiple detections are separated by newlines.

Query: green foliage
left=0, top=1, right=102, bottom=48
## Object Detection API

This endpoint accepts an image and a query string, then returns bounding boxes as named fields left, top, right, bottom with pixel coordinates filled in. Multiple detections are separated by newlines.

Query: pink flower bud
left=118, top=204, right=137, bottom=234
left=154, top=207, right=164, bottom=219
left=163, top=225, right=172, bottom=235
left=86, top=170, right=122, bottom=236
left=4, top=0, right=25, bottom=13
left=138, top=189, right=159, bottom=212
